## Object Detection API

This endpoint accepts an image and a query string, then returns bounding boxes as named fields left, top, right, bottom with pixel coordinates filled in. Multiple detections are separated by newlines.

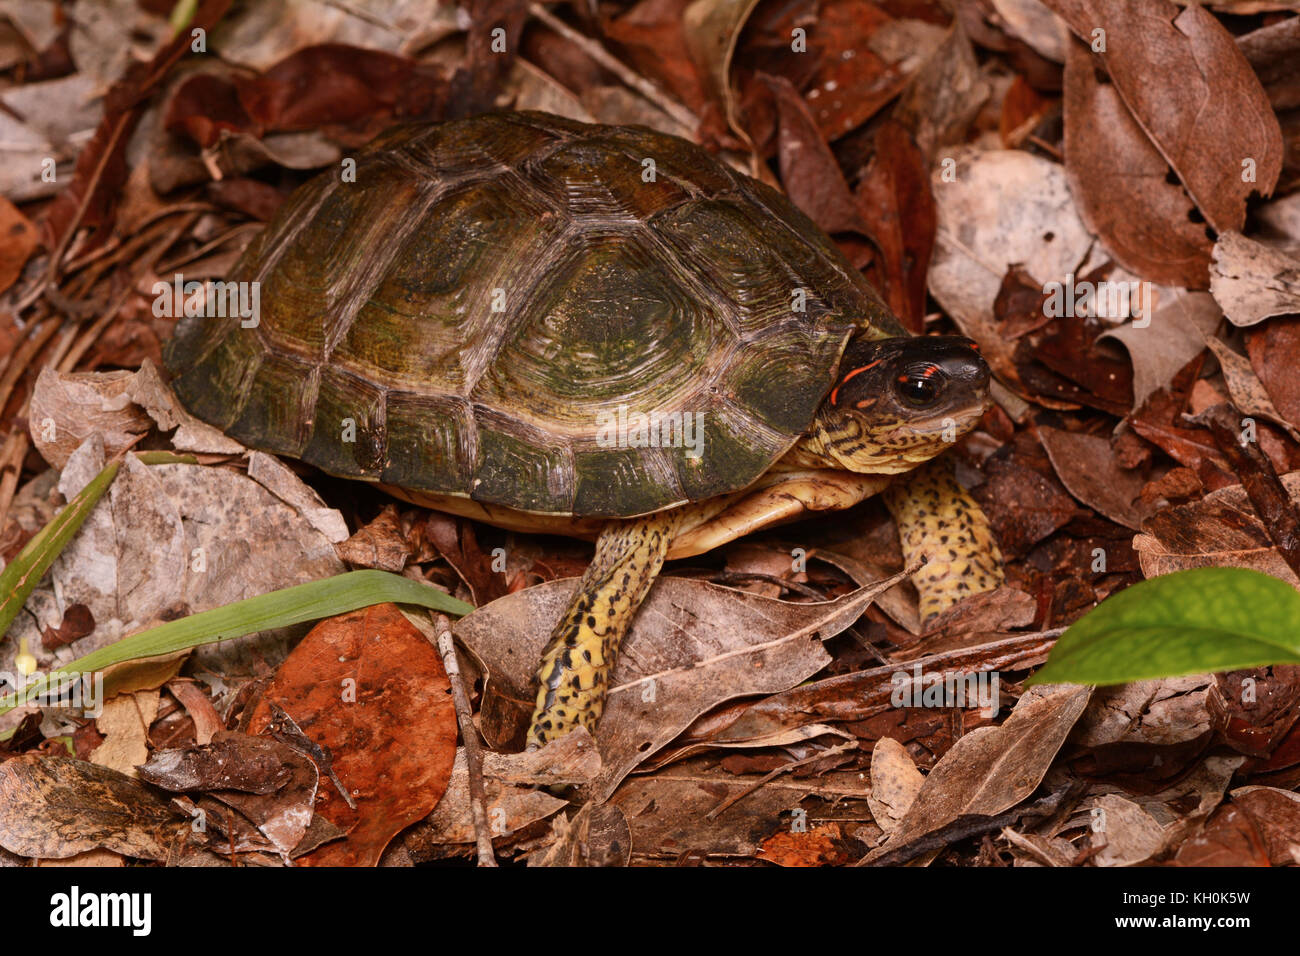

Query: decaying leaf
left=8, top=434, right=347, bottom=681
left=681, top=0, right=760, bottom=140
left=28, top=368, right=154, bottom=469
left=1100, top=289, right=1219, bottom=411
left=140, top=732, right=299, bottom=794
left=456, top=572, right=906, bottom=799
left=867, top=736, right=924, bottom=836
left=0, top=755, right=186, bottom=861
left=1133, top=472, right=1300, bottom=586
left=608, top=760, right=864, bottom=862
left=1062, top=37, right=1213, bottom=288
left=862, top=684, right=1092, bottom=864
left=928, top=147, right=1095, bottom=386
left=1039, top=426, right=1149, bottom=530
left=530, top=802, right=631, bottom=867
left=892, top=21, right=991, bottom=161
left=143, top=731, right=319, bottom=861
left=1071, top=677, right=1215, bottom=749
left=246, top=602, right=459, bottom=866
left=1231, top=786, right=1300, bottom=866
left=1210, top=231, right=1300, bottom=328
left=409, top=730, right=599, bottom=857
left=90, top=689, right=160, bottom=778
left=1045, top=0, right=1282, bottom=233
left=1091, top=794, right=1166, bottom=866
left=1206, top=338, right=1300, bottom=440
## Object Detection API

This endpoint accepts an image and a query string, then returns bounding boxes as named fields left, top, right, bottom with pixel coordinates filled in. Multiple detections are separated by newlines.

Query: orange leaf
left=248, top=602, right=457, bottom=866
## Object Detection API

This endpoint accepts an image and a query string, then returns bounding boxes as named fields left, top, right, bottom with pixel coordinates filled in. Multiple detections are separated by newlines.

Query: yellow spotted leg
left=527, top=512, right=681, bottom=749
left=884, top=459, right=1004, bottom=624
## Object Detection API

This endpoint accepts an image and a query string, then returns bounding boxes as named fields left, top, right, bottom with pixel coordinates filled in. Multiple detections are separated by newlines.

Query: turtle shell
left=165, top=111, right=903, bottom=518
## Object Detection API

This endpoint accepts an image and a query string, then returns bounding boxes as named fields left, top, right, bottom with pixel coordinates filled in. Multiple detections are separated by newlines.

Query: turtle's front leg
left=527, top=512, right=681, bottom=749
left=884, top=459, right=1004, bottom=623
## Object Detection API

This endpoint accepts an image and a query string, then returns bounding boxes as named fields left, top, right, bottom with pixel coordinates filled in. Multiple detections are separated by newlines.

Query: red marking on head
left=831, top=358, right=883, bottom=406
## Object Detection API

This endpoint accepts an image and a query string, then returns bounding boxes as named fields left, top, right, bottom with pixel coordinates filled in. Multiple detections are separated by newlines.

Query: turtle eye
left=897, top=365, right=945, bottom=406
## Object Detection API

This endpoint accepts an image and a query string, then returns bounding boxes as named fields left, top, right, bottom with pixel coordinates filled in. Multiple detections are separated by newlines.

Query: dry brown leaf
left=1099, top=289, right=1219, bottom=410
left=861, top=684, right=1092, bottom=864
left=1046, top=0, right=1283, bottom=233
left=1210, top=231, right=1300, bottom=328
left=165, top=679, right=223, bottom=745
left=28, top=369, right=154, bottom=469
left=8, top=435, right=346, bottom=681
left=1206, top=337, right=1300, bottom=440
left=928, top=148, right=1094, bottom=386
left=0, top=755, right=186, bottom=861
left=1092, top=793, right=1167, bottom=866
left=1237, top=15, right=1300, bottom=113
left=410, top=731, right=599, bottom=855
left=455, top=571, right=906, bottom=799
left=1071, top=677, right=1214, bottom=749
left=1062, top=37, right=1213, bottom=288
left=0, top=194, right=37, bottom=294
left=682, top=0, right=760, bottom=141
left=1133, top=471, right=1300, bottom=586
left=89, top=690, right=160, bottom=778
left=1038, top=427, right=1149, bottom=529
left=608, top=761, right=870, bottom=862
left=531, top=802, right=631, bottom=867
left=892, top=21, right=991, bottom=161
left=989, top=0, right=1067, bottom=62
left=1231, top=786, right=1300, bottom=865
left=765, top=72, right=867, bottom=236
left=867, top=736, right=924, bottom=836
left=140, top=732, right=299, bottom=794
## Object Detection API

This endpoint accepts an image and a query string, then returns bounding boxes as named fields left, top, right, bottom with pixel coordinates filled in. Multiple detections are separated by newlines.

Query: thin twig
left=0, top=316, right=58, bottom=418
left=11, top=117, right=134, bottom=315
left=57, top=287, right=132, bottom=374
left=527, top=2, right=698, bottom=134
left=0, top=430, right=28, bottom=540
left=435, top=617, right=497, bottom=867
left=706, top=740, right=857, bottom=819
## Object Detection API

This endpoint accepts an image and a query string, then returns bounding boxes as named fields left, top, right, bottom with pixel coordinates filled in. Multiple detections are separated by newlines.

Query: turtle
left=164, top=110, right=1004, bottom=749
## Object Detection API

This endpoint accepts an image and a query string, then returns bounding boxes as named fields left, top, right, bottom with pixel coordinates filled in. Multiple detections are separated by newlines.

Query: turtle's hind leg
left=884, top=459, right=1004, bottom=623
left=527, top=512, right=680, bottom=749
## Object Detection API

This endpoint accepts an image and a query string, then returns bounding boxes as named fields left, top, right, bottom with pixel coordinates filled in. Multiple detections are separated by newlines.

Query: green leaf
left=1, top=570, right=474, bottom=716
left=1027, top=567, right=1300, bottom=686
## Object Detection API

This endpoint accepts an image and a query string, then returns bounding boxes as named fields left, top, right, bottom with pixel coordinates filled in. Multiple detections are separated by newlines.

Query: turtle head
left=808, top=335, right=992, bottom=474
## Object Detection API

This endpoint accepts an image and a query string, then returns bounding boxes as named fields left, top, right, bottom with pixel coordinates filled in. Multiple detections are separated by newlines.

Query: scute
left=166, top=111, right=894, bottom=518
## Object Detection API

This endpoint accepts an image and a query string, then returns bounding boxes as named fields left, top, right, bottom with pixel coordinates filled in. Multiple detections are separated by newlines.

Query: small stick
left=0, top=430, right=28, bottom=538
left=706, top=740, right=857, bottom=819
left=435, top=616, right=497, bottom=867
left=526, top=2, right=699, bottom=134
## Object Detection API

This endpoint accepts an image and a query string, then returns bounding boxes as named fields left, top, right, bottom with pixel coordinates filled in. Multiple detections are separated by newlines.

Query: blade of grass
left=1, top=569, right=474, bottom=715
